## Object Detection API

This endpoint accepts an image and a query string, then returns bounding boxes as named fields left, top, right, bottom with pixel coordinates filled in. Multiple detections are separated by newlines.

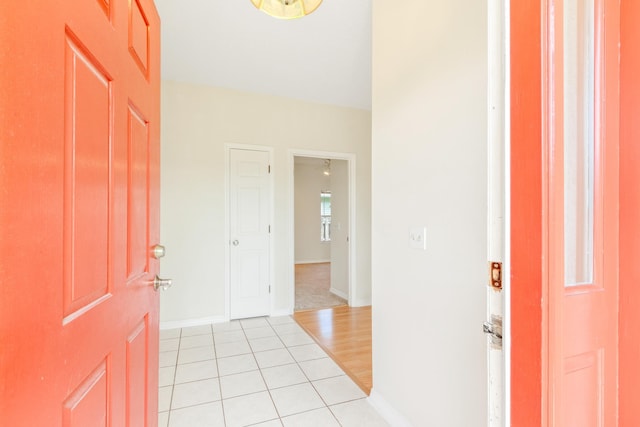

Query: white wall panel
left=371, top=0, right=488, bottom=425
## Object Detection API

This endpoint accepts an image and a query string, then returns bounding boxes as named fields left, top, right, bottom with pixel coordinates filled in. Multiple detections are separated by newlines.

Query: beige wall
left=159, top=81, right=372, bottom=325
left=370, top=1, right=488, bottom=425
left=294, top=161, right=331, bottom=264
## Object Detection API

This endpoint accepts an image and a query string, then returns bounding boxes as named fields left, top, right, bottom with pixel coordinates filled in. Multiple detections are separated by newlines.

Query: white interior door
left=229, top=148, right=271, bottom=319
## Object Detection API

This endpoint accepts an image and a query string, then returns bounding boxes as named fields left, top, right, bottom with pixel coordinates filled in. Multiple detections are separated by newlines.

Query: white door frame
left=225, top=143, right=275, bottom=321
left=502, top=0, right=511, bottom=422
left=288, top=149, right=357, bottom=311
left=487, top=0, right=511, bottom=425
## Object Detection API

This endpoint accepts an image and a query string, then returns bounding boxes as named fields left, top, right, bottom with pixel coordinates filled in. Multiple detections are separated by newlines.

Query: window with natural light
left=321, top=191, right=331, bottom=242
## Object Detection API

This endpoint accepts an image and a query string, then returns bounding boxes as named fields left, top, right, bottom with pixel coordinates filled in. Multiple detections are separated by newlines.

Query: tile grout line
left=270, top=316, right=343, bottom=422
left=164, top=327, right=182, bottom=426
left=269, top=316, right=330, bottom=423
left=220, top=317, right=326, bottom=422
left=277, top=317, right=368, bottom=424
left=158, top=334, right=178, bottom=427
left=161, top=317, right=371, bottom=426
left=280, top=323, right=345, bottom=425
left=166, top=325, right=221, bottom=426
left=242, top=318, right=284, bottom=425
left=210, top=323, right=229, bottom=427
left=277, top=316, right=365, bottom=425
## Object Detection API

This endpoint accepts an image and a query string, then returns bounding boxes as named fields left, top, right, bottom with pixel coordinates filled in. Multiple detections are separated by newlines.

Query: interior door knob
left=232, top=240, right=239, bottom=246
left=152, top=275, right=172, bottom=291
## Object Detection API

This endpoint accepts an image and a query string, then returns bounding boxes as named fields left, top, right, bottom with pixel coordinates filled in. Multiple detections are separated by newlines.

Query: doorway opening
left=289, top=151, right=356, bottom=312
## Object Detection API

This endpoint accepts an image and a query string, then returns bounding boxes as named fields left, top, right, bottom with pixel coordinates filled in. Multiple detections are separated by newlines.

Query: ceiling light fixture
left=250, top=0, right=323, bottom=20
left=323, top=159, right=331, bottom=176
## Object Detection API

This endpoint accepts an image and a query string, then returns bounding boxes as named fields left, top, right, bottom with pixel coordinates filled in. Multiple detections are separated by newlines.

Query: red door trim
left=619, top=0, right=640, bottom=425
left=510, top=0, right=544, bottom=425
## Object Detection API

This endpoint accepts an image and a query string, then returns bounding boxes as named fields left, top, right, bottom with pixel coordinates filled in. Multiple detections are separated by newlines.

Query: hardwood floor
left=293, top=305, right=372, bottom=395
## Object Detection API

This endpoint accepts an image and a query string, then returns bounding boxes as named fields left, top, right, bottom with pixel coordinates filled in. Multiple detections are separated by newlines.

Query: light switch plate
left=409, top=227, right=427, bottom=250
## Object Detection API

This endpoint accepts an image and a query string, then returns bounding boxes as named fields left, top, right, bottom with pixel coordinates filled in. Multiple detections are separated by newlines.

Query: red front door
left=0, top=0, right=161, bottom=425
left=510, top=0, right=640, bottom=426
left=545, top=0, right=620, bottom=424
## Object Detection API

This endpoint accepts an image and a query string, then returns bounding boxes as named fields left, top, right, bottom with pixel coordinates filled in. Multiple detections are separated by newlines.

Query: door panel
left=0, top=0, right=161, bottom=424
left=129, top=0, right=151, bottom=78
left=127, top=103, right=151, bottom=282
left=239, top=252, right=267, bottom=298
left=562, top=351, right=603, bottom=426
left=547, top=0, right=619, bottom=424
left=126, top=319, right=149, bottom=427
left=63, top=360, right=109, bottom=427
left=229, top=149, right=271, bottom=319
left=63, top=33, right=112, bottom=318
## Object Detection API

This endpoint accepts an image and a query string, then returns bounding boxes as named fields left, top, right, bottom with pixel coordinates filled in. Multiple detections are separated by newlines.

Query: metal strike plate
left=489, top=261, right=502, bottom=290
left=483, top=315, right=503, bottom=349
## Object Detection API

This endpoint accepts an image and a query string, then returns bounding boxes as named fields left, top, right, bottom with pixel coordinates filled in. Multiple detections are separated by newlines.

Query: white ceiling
left=155, top=0, right=372, bottom=110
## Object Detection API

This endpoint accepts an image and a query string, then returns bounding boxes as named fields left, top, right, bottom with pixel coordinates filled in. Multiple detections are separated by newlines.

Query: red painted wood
left=510, top=1, right=544, bottom=425
left=0, top=0, right=161, bottom=425
left=546, top=1, right=619, bottom=424
left=619, top=0, right=640, bottom=424
left=511, top=0, right=622, bottom=424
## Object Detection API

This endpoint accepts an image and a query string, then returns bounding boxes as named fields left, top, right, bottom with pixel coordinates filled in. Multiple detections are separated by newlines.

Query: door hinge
left=268, top=165, right=271, bottom=173
left=269, top=285, right=271, bottom=293
left=268, top=225, right=271, bottom=233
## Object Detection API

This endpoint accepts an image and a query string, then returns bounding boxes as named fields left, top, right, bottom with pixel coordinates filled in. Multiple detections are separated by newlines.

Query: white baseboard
left=350, top=298, right=372, bottom=308
left=159, top=316, right=227, bottom=330
left=330, top=287, right=348, bottom=300
left=294, top=259, right=330, bottom=265
left=367, top=389, right=413, bottom=427
left=270, top=308, right=293, bottom=317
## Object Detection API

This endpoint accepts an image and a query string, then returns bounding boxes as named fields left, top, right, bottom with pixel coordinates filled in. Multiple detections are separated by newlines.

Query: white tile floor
left=159, top=316, right=389, bottom=427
